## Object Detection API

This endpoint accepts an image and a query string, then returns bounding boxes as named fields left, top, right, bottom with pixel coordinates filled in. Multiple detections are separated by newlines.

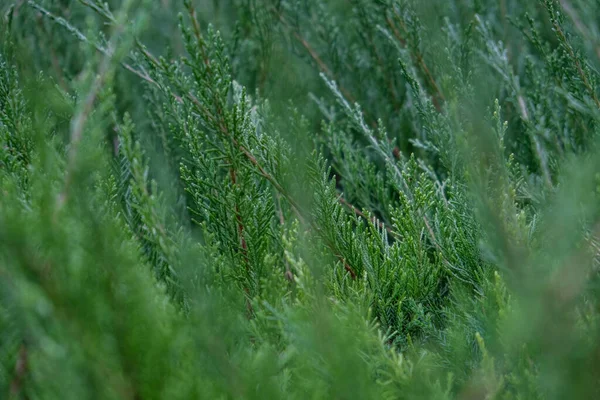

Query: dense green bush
left=3, top=0, right=600, bottom=398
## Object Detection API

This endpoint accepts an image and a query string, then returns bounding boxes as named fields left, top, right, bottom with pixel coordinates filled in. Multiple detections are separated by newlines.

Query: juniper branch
left=547, top=1, right=600, bottom=110
left=384, top=8, right=445, bottom=111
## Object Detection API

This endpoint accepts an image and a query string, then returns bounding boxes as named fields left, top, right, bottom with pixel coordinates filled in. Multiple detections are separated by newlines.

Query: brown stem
left=548, top=9, right=600, bottom=110
left=185, top=3, right=257, bottom=312
left=559, top=0, right=600, bottom=62
left=229, top=168, right=249, bottom=261
left=283, top=21, right=355, bottom=104
left=274, top=9, right=379, bottom=128
left=275, top=193, right=295, bottom=282
left=9, top=344, right=28, bottom=398
left=386, top=13, right=445, bottom=111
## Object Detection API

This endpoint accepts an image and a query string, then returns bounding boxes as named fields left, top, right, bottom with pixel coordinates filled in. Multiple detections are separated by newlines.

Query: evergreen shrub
left=2, top=0, right=600, bottom=398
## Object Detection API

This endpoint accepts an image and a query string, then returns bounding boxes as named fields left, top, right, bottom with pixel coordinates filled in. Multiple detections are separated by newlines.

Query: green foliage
left=3, top=0, right=600, bottom=398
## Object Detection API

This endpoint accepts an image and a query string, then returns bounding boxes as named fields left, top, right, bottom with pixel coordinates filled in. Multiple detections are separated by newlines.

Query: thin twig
left=273, top=8, right=379, bottom=129
left=9, top=344, right=28, bottom=398
left=559, top=0, right=600, bottom=62
left=338, top=197, right=396, bottom=237
left=385, top=12, right=445, bottom=111
left=546, top=3, right=600, bottom=110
